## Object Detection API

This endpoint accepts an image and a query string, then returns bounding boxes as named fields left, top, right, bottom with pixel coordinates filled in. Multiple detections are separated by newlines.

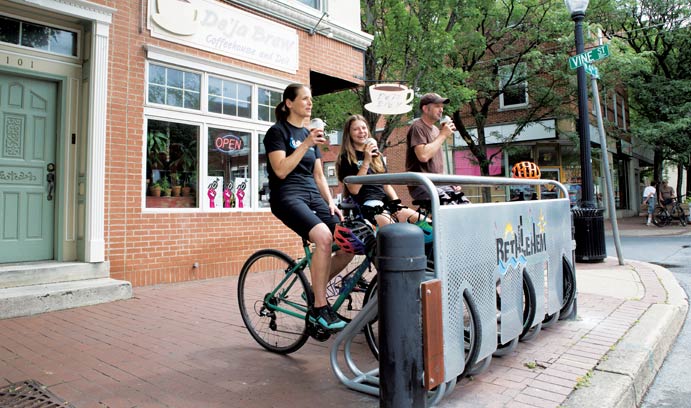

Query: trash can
left=572, top=208, right=606, bottom=262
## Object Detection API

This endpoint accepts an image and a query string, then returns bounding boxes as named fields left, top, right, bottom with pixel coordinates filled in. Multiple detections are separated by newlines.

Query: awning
left=310, top=70, right=361, bottom=96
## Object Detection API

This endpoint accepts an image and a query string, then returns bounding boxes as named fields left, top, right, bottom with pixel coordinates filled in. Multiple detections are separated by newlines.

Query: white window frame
left=143, top=45, right=290, bottom=213
left=499, top=63, right=529, bottom=110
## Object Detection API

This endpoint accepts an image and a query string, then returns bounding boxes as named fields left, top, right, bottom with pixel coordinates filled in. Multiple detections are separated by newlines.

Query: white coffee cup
left=440, top=115, right=452, bottom=125
left=366, top=138, right=379, bottom=156
left=369, top=83, right=415, bottom=112
left=309, top=118, right=326, bottom=130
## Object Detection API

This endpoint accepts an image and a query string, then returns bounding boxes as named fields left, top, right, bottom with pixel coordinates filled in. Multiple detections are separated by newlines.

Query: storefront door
left=0, top=72, right=57, bottom=262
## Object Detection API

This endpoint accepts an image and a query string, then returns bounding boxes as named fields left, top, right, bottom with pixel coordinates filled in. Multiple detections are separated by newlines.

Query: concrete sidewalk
left=0, top=223, right=688, bottom=407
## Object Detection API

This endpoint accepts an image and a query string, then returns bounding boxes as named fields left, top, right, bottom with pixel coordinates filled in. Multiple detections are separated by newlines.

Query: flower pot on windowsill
left=181, top=186, right=192, bottom=197
left=171, top=185, right=182, bottom=197
left=150, top=185, right=162, bottom=197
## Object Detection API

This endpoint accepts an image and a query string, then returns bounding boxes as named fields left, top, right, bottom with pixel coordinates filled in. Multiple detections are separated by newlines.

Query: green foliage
left=312, top=90, right=362, bottom=134
left=592, top=0, right=691, bottom=172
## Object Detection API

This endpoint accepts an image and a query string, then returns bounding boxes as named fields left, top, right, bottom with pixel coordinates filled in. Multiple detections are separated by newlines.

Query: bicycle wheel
left=519, top=273, right=539, bottom=340
left=238, top=249, right=310, bottom=354
left=460, top=292, right=482, bottom=377
left=652, top=206, right=670, bottom=227
left=676, top=205, right=688, bottom=226
left=362, top=274, right=379, bottom=359
left=328, top=254, right=377, bottom=322
left=559, top=257, right=577, bottom=320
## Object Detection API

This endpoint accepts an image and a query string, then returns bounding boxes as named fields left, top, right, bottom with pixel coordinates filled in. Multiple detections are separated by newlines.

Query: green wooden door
left=0, top=73, right=57, bottom=262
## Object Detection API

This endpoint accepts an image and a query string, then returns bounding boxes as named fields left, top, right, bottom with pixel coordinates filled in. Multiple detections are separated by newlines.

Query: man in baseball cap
left=406, top=92, right=458, bottom=200
left=419, top=92, right=450, bottom=109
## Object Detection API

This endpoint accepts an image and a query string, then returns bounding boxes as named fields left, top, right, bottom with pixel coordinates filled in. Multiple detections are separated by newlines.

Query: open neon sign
left=215, top=134, right=244, bottom=153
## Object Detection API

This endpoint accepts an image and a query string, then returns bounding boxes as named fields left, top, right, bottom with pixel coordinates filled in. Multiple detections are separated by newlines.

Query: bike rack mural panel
left=334, top=173, right=575, bottom=398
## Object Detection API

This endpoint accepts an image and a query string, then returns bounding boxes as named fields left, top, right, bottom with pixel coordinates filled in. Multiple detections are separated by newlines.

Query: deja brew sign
left=149, top=0, right=298, bottom=73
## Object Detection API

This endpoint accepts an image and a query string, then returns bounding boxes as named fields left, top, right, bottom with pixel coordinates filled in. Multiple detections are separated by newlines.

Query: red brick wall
left=103, top=1, right=364, bottom=286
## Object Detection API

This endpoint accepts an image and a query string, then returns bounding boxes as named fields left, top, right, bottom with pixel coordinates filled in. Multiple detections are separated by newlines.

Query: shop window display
left=146, top=120, right=199, bottom=208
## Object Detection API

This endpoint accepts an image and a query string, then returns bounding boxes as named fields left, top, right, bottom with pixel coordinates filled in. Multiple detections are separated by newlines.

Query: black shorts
left=271, top=190, right=339, bottom=240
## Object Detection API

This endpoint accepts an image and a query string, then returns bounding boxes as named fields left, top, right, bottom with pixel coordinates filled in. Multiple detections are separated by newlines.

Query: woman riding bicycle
left=263, top=83, right=353, bottom=331
left=336, top=114, right=425, bottom=227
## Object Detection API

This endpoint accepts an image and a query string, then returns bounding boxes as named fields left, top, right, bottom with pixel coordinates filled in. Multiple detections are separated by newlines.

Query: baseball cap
left=419, top=93, right=450, bottom=108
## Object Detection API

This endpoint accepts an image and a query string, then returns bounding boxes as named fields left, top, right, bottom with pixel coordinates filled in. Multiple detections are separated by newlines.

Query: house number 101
left=4, top=56, right=35, bottom=69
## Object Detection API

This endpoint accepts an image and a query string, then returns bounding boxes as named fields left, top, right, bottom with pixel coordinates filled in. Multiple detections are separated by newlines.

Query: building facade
left=0, top=0, right=372, bottom=289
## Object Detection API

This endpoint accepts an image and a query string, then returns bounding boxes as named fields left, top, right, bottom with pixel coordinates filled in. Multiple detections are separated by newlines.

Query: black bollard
left=376, top=223, right=427, bottom=408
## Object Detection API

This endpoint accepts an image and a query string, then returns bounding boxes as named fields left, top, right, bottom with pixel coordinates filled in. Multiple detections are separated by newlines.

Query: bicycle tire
left=652, top=206, right=670, bottom=227
left=460, top=292, right=482, bottom=377
left=328, top=254, right=377, bottom=322
left=559, top=257, right=577, bottom=320
left=677, top=206, right=688, bottom=226
left=519, top=272, right=538, bottom=340
left=238, top=249, right=310, bottom=354
left=362, top=273, right=379, bottom=359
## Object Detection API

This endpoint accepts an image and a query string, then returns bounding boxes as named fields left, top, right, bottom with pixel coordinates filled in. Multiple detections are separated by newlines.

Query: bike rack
left=330, top=173, right=575, bottom=404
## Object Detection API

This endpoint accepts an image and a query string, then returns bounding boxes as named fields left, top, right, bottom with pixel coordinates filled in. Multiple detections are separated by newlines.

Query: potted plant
left=147, top=130, right=169, bottom=170
left=159, top=178, right=172, bottom=197
left=181, top=174, right=192, bottom=197
left=171, top=172, right=182, bottom=197
left=149, top=180, right=162, bottom=197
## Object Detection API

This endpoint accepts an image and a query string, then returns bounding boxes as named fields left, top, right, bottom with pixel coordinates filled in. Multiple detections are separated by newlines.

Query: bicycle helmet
left=511, top=161, right=541, bottom=179
left=334, top=220, right=376, bottom=255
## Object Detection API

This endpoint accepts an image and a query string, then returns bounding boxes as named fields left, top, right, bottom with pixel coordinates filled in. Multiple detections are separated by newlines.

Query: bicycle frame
left=262, top=242, right=375, bottom=322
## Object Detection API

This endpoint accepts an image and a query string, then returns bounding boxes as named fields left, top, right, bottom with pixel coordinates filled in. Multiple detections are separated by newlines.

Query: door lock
left=46, top=163, right=55, bottom=201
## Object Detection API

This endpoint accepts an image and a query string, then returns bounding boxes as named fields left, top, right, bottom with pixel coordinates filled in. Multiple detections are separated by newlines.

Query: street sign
left=568, top=44, right=610, bottom=69
left=584, top=63, right=599, bottom=79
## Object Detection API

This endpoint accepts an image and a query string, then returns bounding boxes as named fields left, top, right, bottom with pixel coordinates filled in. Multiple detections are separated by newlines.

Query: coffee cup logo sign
left=365, top=83, right=415, bottom=115
left=152, top=0, right=200, bottom=36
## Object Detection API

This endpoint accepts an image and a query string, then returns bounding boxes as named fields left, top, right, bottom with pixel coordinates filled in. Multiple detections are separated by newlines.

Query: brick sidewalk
left=0, top=258, right=675, bottom=408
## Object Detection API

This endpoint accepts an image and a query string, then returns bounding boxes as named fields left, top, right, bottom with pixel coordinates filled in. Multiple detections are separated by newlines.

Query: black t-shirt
left=264, top=121, right=321, bottom=197
left=339, top=151, right=387, bottom=205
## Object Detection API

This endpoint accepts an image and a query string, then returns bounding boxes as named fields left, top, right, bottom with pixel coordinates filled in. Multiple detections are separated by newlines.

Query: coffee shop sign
left=365, top=83, right=415, bottom=115
left=150, top=0, right=298, bottom=73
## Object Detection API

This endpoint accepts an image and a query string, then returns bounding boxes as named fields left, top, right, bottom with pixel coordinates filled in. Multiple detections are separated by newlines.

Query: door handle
left=46, top=163, right=55, bottom=201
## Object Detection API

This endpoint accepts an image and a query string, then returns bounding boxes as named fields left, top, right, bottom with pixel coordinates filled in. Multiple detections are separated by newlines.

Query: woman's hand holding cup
left=366, top=138, right=380, bottom=157
left=309, top=118, right=328, bottom=146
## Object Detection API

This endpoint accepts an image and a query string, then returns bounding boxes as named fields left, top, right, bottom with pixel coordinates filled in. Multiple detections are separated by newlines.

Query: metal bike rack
left=330, top=173, right=575, bottom=404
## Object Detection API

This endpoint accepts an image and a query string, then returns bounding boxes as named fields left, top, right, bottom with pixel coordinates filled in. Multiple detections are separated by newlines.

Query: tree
left=593, top=0, right=691, bottom=191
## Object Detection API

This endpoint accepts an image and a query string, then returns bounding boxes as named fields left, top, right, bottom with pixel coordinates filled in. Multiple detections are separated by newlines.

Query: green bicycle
left=237, top=202, right=380, bottom=354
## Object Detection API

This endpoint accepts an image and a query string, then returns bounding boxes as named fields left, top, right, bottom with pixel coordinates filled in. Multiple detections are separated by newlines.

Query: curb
left=562, top=263, right=689, bottom=408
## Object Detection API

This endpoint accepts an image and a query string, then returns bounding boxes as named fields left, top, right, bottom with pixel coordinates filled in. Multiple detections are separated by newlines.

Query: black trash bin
left=572, top=208, right=606, bottom=262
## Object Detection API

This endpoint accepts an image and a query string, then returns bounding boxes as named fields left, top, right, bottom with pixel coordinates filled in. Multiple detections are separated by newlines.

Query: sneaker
left=309, top=306, right=346, bottom=331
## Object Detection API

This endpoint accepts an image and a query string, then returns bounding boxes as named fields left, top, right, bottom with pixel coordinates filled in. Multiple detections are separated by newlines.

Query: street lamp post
left=565, top=0, right=594, bottom=208
left=565, top=0, right=606, bottom=263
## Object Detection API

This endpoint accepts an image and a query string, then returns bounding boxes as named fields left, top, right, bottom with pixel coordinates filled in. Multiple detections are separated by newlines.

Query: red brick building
left=0, top=0, right=372, bottom=315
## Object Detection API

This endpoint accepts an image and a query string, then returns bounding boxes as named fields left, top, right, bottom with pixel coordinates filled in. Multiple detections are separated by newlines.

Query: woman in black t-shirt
left=263, top=84, right=352, bottom=331
left=337, top=114, right=423, bottom=227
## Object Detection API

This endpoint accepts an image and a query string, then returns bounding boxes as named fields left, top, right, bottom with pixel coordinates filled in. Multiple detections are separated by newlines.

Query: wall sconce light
left=308, top=11, right=331, bottom=37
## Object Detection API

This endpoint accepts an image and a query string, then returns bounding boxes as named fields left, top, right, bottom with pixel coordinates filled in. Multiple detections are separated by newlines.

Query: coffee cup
left=366, top=138, right=379, bottom=156
left=369, top=83, right=415, bottom=112
left=309, top=118, right=325, bottom=131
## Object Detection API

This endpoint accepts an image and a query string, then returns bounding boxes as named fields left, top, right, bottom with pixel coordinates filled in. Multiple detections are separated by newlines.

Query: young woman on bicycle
left=336, top=114, right=425, bottom=227
left=263, top=83, right=353, bottom=331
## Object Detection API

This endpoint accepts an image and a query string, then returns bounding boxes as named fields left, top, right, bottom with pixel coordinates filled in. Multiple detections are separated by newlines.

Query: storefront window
left=614, top=156, right=628, bottom=209
left=537, top=145, right=559, bottom=167
left=146, top=120, right=199, bottom=208
left=207, top=128, right=251, bottom=209
left=208, top=77, right=251, bottom=118
left=145, top=58, right=282, bottom=211
left=0, top=14, right=78, bottom=57
left=258, top=88, right=282, bottom=122
left=148, top=64, right=201, bottom=109
left=507, top=145, right=536, bottom=200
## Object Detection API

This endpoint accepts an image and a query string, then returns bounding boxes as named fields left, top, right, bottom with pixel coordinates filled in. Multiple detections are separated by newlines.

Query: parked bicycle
left=237, top=200, right=402, bottom=354
left=653, top=197, right=688, bottom=227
